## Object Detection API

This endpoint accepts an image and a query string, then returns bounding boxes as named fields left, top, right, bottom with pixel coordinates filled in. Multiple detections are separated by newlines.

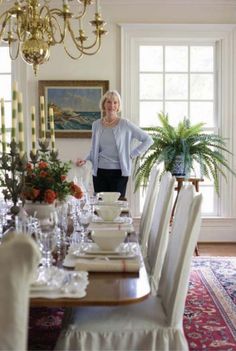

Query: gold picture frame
left=38, top=80, right=109, bottom=138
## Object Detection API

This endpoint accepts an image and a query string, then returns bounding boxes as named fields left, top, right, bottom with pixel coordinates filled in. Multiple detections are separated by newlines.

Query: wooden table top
left=30, top=263, right=150, bottom=307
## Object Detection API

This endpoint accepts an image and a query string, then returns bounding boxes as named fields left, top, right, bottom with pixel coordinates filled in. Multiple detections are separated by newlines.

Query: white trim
left=104, top=0, right=236, bottom=6
left=133, top=217, right=236, bottom=242
left=121, top=24, right=236, bottom=234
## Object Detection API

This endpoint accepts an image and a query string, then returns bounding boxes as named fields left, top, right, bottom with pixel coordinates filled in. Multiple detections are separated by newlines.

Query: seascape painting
left=38, top=80, right=109, bottom=138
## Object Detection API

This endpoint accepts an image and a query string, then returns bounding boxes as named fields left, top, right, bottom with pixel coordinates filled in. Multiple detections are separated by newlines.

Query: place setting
left=63, top=228, right=141, bottom=272
left=90, top=202, right=134, bottom=232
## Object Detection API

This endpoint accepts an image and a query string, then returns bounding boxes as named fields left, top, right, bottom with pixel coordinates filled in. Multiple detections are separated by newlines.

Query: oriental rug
left=28, top=256, right=236, bottom=351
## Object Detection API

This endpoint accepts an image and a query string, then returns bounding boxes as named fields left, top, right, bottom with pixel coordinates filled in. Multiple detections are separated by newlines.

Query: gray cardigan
left=86, top=118, right=153, bottom=176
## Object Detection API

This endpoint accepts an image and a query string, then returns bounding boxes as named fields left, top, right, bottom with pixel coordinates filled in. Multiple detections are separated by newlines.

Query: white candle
left=18, top=92, right=24, bottom=158
left=40, top=95, right=46, bottom=141
left=12, top=81, right=18, bottom=141
left=96, top=0, right=100, bottom=13
left=1, top=98, right=6, bottom=153
left=49, top=107, right=56, bottom=152
left=31, top=106, right=36, bottom=155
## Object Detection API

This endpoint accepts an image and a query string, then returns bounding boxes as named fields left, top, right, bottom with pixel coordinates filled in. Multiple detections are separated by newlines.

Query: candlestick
left=40, top=95, right=46, bottom=141
left=31, top=106, right=36, bottom=155
left=18, top=92, right=24, bottom=158
left=49, top=107, right=56, bottom=152
left=1, top=98, right=6, bottom=153
left=79, top=17, right=83, bottom=30
left=12, top=81, right=18, bottom=141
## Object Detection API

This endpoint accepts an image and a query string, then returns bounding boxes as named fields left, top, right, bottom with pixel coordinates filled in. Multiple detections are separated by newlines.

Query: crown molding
left=102, top=0, right=236, bottom=6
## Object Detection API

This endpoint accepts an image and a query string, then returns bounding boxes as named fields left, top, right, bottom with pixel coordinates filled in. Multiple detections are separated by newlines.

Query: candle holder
left=0, top=140, right=28, bottom=216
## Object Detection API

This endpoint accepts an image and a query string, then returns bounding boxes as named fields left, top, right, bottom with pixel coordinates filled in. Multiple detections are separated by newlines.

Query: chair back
left=146, top=172, right=175, bottom=291
left=140, top=164, right=160, bottom=255
left=158, top=184, right=202, bottom=326
left=0, top=233, right=41, bottom=351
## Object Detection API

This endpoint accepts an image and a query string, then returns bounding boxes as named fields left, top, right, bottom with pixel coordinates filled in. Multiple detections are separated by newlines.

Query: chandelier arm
left=0, top=12, right=10, bottom=39
left=67, top=22, right=100, bottom=51
left=40, top=5, right=67, bottom=44
left=63, top=44, right=84, bottom=60
left=73, top=1, right=90, bottom=20
left=48, top=14, right=67, bottom=44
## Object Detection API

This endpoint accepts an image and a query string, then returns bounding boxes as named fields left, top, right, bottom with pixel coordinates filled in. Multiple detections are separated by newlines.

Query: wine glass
left=78, top=209, right=92, bottom=244
left=36, top=222, right=57, bottom=272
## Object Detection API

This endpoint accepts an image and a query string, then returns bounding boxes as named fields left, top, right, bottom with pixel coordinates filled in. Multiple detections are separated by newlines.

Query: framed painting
left=38, top=80, right=109, bottom=138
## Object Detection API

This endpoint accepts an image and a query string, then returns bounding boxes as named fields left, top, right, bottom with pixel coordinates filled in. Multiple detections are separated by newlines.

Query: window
left=0, top=46, right=12, bottom=150
left=139, top=44, right=216, bottom=215
left=121, top=24, right=235, bottom=222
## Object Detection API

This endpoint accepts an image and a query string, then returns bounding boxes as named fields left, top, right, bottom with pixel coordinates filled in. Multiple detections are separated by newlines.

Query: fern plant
left=134, top=112, right=235, bottom=194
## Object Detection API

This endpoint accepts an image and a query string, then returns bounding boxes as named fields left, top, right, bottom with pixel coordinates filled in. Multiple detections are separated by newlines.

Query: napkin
left=75, top=257, right=140, bottom=272
left=89, top=220, right=134, bottom=233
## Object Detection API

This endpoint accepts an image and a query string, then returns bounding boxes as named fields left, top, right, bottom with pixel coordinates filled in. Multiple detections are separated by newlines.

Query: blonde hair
left=99, top=90, right=122, bottom=113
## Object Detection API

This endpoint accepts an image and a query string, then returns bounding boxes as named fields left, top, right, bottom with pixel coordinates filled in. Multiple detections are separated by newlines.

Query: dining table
left=30, top=201, right=151, bottom=308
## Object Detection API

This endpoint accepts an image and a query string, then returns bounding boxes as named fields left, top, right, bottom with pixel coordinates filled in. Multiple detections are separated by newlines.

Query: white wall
left=15, top=0, right=236, bottom=241
left=22, top=0, right=236, bottom=165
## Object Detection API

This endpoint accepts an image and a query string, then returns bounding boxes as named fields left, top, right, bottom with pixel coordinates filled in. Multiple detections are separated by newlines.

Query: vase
left=24, top=201, right=55, bottom=221
left=171, top=154, right=186, bottom=177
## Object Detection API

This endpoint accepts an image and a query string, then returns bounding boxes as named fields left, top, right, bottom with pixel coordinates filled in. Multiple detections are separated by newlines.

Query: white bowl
left=92, top=230, right=127, bottom=250
left=98, top=192, right=121, bottom=203
left=96, top=205, right=122, bottom=221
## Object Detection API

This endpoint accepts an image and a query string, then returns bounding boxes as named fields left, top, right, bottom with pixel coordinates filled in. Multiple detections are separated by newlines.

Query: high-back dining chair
left=55, top=184, right=202, bottom=351
left=139, top=164, right=161, bottom=256
left=0, top=232, right=41, bottom=351
left=144, top=172, right=175, bottom=292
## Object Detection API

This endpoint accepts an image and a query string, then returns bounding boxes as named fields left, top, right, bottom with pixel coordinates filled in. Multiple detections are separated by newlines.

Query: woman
left=76, top=90, right=153, bottom=198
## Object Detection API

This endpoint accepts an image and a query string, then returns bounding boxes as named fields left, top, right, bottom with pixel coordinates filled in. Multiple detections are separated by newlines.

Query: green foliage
left=134, top=112, right=235, bottom=194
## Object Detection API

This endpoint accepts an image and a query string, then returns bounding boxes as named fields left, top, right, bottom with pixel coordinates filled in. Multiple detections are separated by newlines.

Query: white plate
left=92, top=216, right=132, bottom=224
left=68, top=243, right=137, bottom=257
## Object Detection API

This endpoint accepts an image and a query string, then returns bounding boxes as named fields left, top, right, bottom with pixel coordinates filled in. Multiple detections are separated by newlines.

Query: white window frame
left=120, top=24, right=236, bottom=237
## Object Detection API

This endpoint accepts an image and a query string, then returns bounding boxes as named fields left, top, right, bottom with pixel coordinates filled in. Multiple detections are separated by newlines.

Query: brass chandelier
left=0, top=0, right=107, bottom=74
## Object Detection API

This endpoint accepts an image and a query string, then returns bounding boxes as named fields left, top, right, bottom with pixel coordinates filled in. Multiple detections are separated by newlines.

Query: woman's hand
left=76, top=159, right=86, bottom=167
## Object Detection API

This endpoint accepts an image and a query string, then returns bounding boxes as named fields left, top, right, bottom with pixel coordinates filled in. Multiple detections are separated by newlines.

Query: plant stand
left=170, top=177, right=204, bottom=256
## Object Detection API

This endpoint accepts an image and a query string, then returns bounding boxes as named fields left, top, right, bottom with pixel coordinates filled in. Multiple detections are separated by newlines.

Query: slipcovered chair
left=139, top=164, right=160, bottom=256
left=144, top=171, right=175, bottom=292
left=55, top=184, right=202, bottom=351
left=0, top=233, right=41, bottom=351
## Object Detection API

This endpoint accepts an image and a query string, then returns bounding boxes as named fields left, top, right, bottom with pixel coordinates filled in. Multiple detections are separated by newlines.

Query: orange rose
left=39, top=170, right=48, bottom=178
left=32, top=188, right=40, bottom=200
left=38, top=161, right=48, bottom=169
left=70, top=183, right=83, bottom=199
left=44, top=189, right=57, bottom=204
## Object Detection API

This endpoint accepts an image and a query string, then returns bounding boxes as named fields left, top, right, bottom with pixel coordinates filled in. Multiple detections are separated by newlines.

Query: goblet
left=36, top=225, right=56, bottom=269
left=78, top=209, right=92, bottom=243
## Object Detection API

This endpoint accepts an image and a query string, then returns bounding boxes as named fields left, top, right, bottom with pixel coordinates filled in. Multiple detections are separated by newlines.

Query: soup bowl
left=96, top=205, right=122, bottom=222
left=92, top=229, right=127, bottom=251
left=98, top=192, right=120, bottom=203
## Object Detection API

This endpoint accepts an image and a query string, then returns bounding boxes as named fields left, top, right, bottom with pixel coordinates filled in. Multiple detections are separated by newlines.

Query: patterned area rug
left=184, top=257, right=236, bottom=351
left=28, top=257, right=236, bottom=351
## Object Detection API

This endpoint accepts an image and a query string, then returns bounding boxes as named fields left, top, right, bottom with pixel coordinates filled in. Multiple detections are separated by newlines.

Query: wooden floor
left=197, top=243, right=236, bottom=256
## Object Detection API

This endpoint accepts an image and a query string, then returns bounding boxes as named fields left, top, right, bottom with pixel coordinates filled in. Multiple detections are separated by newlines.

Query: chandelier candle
left=0, top=98, right=6, bottom=153
left=31, top=106, right=36, bottom=156
left=11, top=81, right=18, bottom=141
left=40, top=96, right=46, bottom=141
left=49, top=107, right=55, bottom=152
left=17, top=92, right=25, bottom=159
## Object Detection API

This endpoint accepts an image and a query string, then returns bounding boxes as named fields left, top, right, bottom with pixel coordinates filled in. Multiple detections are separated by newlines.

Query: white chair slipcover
left=139, top=164, right=160, bottom=255
left=145, top=172, right=175, bottom=293
left=55, top=184, right=202, bottom=351
left=0, top=233, right=41, bottom=351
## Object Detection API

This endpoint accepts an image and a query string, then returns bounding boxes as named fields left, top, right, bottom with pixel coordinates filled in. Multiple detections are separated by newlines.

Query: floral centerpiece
left=22, top=155, right=83, bottom=205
